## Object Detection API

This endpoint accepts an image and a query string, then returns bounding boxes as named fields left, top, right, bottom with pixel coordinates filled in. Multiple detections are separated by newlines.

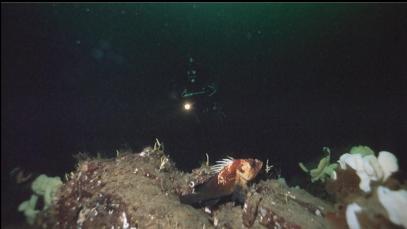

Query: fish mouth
left=239, top=173, right=255, bottom=182
left=240, top=175, right=249, bottom=182
left=255, top=159, right=263, bottom=169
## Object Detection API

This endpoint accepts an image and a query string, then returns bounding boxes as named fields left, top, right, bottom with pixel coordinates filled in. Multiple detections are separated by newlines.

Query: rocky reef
left=24, top=144, right=334, bottom=228
left=18, top=143, right=405, bottom=228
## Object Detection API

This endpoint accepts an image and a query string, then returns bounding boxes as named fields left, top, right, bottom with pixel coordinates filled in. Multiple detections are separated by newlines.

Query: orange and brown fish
left=180, top=157, right=263, bottom=208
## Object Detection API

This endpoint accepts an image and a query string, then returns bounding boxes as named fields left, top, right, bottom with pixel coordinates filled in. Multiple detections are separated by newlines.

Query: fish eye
left=239, top=163, right=247, bottom=172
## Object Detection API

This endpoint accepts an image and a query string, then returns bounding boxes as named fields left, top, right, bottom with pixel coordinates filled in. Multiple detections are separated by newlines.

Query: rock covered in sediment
left=34, top=148, right=336, bottom=229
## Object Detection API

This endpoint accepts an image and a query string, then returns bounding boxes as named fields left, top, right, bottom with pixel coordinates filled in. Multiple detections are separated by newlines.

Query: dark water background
left=2, top=3, right=406, bottom=226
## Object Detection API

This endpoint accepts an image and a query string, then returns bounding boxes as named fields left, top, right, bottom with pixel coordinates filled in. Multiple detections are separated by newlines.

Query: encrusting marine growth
left=301, top=145, right=406, bottom=229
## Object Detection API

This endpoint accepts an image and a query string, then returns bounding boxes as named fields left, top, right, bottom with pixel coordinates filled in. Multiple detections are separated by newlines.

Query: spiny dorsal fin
left=210, top=156, right=234, bottom=174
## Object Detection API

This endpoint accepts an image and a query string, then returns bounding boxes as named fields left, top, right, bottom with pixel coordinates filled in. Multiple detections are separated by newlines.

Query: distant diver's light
left=184, top=102, right=192, bottom=111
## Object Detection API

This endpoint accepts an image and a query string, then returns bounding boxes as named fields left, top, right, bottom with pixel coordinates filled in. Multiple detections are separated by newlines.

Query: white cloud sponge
left=346, top=203, right=362, bottom=229
left=338, top=151, right=398, bottom=192
left=377, top=186, right=407, bottom=227
left=377, top=151, right=398, bottom=181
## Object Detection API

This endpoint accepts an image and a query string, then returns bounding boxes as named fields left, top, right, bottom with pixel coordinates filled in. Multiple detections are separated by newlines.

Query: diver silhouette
left=181, top=57, right=217, bottom=99
left=180, top=57, right=225, bottom=121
